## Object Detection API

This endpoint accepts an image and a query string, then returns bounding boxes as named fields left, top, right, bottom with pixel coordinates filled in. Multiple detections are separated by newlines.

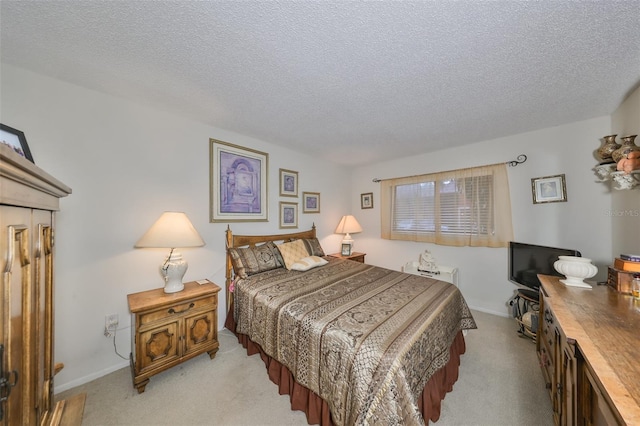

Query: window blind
left=381, top=163, right=513, bottom=247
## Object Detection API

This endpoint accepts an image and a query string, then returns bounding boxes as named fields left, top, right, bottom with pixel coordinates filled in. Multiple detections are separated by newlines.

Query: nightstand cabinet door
left=184, top=310, right=217, bottom=355
left=137, top=320, right=180, bottom=373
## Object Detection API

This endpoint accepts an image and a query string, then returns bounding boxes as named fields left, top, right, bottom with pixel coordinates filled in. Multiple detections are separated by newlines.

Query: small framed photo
left=361, top=192, right=373, bottom=209
left=279, top=168, right=298, bottom=197
left=1, top=123, right=34, bottom=163
left=341, top=243, right=352, bottom=256
left=302, top=192, right=320, bottom=213
left=279, top=201, right=298, bottom=228
left=531, top=174, right=567, bottom=204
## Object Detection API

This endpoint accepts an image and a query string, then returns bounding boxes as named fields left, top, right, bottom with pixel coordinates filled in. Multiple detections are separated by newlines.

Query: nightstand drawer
left=139, top=295, right=216, bottom=326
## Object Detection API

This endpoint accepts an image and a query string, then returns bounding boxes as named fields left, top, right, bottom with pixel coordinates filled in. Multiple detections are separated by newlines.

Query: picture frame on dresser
left=0, top=123, right=34, bottom=163
left=210, top=138, right=268, bottom=222
left=341, top=243, right=352, bottom=256
left=531, top=174, right=567, bottom=204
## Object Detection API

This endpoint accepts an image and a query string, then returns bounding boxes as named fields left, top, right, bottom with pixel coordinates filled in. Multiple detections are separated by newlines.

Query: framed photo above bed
left=531, top=174, right=567, bottom=204
left=279, top=168, right=298, bottom=197
left=210, top=138, right=268, bottom=222
left=279, top=201, right=298, bottom=228
left=1, top=123, right=34, bottom=163
left=302, top=192, right=320, bottom=213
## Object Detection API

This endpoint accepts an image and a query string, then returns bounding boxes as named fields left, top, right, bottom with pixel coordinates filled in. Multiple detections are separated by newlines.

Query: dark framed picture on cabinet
left=1, top=123, right=34, bottom=163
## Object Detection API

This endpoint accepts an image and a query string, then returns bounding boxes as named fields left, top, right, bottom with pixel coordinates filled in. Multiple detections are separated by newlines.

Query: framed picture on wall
left=279, top=168, right=298, bottom=197
left=361, top=192, right=373, bottom=209
left=210, top=138, right=268, bottom=222
left=302, top=192, right=320, bottom=213
left=0, top=123, right=34, bottom=163
left=279, top=201, right=298, bottom=228
left=531, top=174, right=567, bottom=204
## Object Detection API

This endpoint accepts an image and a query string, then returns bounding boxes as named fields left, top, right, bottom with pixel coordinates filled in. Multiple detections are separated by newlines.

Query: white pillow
left=290, top=256, right=328, bottom=272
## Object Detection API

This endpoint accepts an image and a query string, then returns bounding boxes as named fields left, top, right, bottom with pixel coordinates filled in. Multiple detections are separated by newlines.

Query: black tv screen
left=508, top=242, right=581, bottom=291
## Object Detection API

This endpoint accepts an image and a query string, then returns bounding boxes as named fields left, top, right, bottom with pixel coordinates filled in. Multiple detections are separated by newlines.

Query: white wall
left=351, top=116, right=613, bottom=316
left=1, top=64, right=351, bottom=392
left=611, top=85, right=640, bottom=257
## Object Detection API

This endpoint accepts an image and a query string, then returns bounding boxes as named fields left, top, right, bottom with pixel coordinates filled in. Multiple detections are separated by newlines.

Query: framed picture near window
left=210, top=138, right=268, bottom=222
left=279, top=168, right=298, bottom=197
left=341, top=243, right=352, bottom=256
left=279, top=201, right=298, bottom=229
left=0, top=123, right=34, bottom=163
left=531, top=174, right=567, bottom=204
left=302, top=192, right=320, bottom=213
left=361, top=192, right=373, bottom=209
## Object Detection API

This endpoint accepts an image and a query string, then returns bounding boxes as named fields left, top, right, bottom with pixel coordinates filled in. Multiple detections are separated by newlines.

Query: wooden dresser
left=537, top=275, right=640, bottom=425
left=0, top=145, right=82, bottom=424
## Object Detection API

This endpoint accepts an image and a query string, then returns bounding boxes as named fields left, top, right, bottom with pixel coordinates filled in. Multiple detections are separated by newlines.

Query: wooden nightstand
left=127, top=280, right=221, bottom=393
left=328, top=252, right=366, bottom=263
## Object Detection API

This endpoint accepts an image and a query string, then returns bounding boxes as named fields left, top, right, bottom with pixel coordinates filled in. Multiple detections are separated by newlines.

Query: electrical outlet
left=104, top=313, right=119, bottom=337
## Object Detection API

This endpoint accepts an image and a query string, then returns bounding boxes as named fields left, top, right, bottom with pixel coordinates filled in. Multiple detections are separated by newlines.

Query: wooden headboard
left=224, top=224, right=317, bottom=312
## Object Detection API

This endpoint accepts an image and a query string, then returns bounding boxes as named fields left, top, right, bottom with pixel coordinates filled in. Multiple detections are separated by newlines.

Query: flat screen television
left=508, top=241, right=581, bottom=291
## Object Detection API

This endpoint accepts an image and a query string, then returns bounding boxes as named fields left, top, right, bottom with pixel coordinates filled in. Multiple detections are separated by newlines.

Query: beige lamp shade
left=335, top=215, right=363, bottom=236
left=135, top=211, right=205, bottom=248
left=135, top=211, right=204, bottom=293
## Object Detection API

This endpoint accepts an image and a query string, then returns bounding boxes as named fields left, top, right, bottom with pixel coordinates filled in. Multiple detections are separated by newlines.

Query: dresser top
left=540, top=275, right=640, bottom=424
left=127, top=280, right=220, bottom=313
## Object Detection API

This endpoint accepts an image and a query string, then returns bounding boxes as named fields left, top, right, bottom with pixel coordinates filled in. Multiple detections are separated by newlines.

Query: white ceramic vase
left=553, top=256, right=597, bottom=289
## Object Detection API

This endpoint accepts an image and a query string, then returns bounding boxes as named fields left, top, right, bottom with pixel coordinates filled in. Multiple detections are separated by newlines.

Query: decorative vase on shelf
left=597, top=134, right=619, bottom=164
left=611, top=135, right=639, bottom=163
left=553, top=256, right=597, bottom=289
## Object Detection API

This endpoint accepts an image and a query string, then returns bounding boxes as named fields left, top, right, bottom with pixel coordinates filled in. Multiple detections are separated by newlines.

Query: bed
left=223, top=226, right=476, bottom=426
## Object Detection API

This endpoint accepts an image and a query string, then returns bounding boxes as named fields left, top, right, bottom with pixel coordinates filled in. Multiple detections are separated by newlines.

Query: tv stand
left=509, top=288, right=539, bottom=340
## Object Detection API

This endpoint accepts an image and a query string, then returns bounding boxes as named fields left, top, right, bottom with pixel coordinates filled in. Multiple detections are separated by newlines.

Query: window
left=381, top=164, right=513, bottom=247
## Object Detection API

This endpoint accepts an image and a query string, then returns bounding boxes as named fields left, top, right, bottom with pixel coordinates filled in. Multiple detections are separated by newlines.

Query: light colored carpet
left=55, top=310, right=553, bottom=425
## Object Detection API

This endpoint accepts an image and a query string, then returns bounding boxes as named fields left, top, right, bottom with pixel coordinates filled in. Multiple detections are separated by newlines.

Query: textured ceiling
left=1, top=1, right=639, bottom=166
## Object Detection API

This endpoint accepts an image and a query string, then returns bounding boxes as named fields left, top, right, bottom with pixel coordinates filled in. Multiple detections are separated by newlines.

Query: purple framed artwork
left=210, top=138, right=268, bottom=222
left=302, top=192, right=320, bottom=213
left=279, top=201, right=298, bottom=229
left=279, top=168, right=298, bottom=197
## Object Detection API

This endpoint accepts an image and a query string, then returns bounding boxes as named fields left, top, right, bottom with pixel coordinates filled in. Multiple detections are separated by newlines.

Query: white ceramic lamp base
left=160, top=250, right=187, bottom=293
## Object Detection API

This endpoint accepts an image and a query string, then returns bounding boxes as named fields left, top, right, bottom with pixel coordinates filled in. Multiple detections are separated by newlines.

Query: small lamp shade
left=335, top=215, right=362, bottom=252
left=135, top=212, right=205, bottom=293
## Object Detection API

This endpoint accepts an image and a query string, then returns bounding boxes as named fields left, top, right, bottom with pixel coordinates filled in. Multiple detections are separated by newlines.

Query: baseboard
left=468, top=305, right=510, bottom=318
left=53, top=360, right=129, bottom=394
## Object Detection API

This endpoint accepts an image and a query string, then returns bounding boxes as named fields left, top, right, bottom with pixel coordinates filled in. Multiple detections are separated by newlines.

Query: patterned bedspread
left=234, top=257, right=476, bottom=426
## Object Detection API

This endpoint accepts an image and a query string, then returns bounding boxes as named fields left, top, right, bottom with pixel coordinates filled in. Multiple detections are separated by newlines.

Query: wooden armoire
left=0, top=144, right=81, bottom=425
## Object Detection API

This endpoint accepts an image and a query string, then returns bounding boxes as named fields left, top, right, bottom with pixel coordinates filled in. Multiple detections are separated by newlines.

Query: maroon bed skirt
left=224, top=304, right=466, bottom=425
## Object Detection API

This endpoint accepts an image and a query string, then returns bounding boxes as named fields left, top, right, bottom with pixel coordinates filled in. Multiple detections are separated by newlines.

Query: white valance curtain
left=380, top=163, right=514, bottom=247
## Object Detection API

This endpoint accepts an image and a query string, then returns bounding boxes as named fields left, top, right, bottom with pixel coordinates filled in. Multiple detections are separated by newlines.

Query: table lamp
left=135, top=211, right=205, bottom=293
left=335, top=215, right=362, bottom=254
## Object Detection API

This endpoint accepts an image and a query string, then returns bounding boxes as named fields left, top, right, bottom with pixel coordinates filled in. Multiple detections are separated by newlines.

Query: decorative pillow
left=301, top=238, right=325, bottom=257
left=290, top=256, right=329, bottom=272
left=266, top=241, right=285, bottom=267
left=228, top=243, right=283, bottom=278
left=277, top=239, right=310, bottom=270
